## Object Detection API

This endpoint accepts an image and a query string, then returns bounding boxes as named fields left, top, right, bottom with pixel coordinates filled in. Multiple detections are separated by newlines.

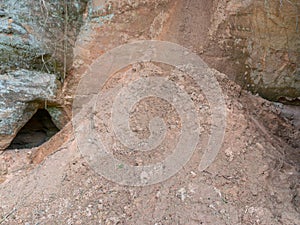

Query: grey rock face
left=0, top=17, right=46, bottom=73
left=0, top=0, right=88, bottom=75
left=0, top=0, right=87, bottom=149
left=0, top=69, right=59, bottom=150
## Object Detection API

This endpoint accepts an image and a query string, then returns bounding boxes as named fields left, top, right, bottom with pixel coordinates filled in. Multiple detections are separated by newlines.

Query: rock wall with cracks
left=0, top=70, right=59, bottom=149
left=78, top=0, right=300, bottom=104
left=0, top=0, right=299, bottom=150
left=209, top=0, right=300, bottom=104
left=0, top=0, right=88, bottom=150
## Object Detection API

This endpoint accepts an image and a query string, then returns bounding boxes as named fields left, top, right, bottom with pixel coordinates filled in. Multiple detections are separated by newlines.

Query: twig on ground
left=0, top=208, right=17, bottom=224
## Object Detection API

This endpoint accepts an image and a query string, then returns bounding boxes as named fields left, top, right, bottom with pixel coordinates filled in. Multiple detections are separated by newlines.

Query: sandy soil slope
left=0, top=0, right=299, bottom=224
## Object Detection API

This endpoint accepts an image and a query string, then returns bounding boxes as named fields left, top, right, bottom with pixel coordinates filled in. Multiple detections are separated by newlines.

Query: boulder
left=0, top=69, right=59, bottom=150
left=0, top=0, right=87, bottom=149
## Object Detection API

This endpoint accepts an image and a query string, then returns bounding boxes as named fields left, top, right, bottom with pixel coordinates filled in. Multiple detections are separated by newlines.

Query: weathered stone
left=210, top=0, right=300, bottom=104
left=0, top=16, right=46, bottom=73
left=0, top=0, right=88, bottom=75
left=0, top=0, right=87, bottom=150
left=0, top=9, right=6, bottom=17
left=0, top=69, right=59, bottom=150
left=46, top=106, right=70, bottom=130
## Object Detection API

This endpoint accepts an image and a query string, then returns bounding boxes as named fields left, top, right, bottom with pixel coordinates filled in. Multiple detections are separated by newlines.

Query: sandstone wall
left=210, top=0, right=300, bottom=103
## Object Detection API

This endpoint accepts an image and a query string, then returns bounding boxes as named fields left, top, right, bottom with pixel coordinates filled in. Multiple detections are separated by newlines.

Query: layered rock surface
left=0, top=70, right=59, bottom=150
left=209, top=0, right=300, bottom=103
left=0, top=0, right=299, bottom=151
left=0, top=0, right=87, bottom=149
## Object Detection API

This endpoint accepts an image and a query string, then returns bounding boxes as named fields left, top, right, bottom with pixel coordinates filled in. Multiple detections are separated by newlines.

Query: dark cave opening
left=8, top=109, right=59, bottom=149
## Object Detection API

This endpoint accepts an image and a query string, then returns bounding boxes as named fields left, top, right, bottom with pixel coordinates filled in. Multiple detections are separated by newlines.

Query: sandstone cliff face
left=209, top=0, right=300, bottom=103
left=0, top=0, right=299, bottom=150
left=151, top=0, right=299, bottom=104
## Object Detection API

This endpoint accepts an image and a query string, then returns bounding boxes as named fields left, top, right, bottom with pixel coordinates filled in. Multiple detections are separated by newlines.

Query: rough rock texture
left=0, top=0, right=88, bottom=74
left=0, top=0, right=87, bottom=149
left=0, top=14, right=44, bottom=73
left=71, top=0, right=299, bottom=105
left=0, top=69, right=59, bottom=150
left=0, top=1, right=299, bottom=224
left=208, top=0, right=300, bottom=103
left=140, top=0, right=299, bottom=104
left=1, top=0, right=298, bottom=151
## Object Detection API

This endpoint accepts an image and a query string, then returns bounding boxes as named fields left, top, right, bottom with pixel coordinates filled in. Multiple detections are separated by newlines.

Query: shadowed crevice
left=8, top=109, right=59, bottom=149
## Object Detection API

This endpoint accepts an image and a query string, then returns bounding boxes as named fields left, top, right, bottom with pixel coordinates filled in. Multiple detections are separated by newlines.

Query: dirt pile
left=0, top=65, right=299, bottom=224
left=0, top=0, right=299, bottom=224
